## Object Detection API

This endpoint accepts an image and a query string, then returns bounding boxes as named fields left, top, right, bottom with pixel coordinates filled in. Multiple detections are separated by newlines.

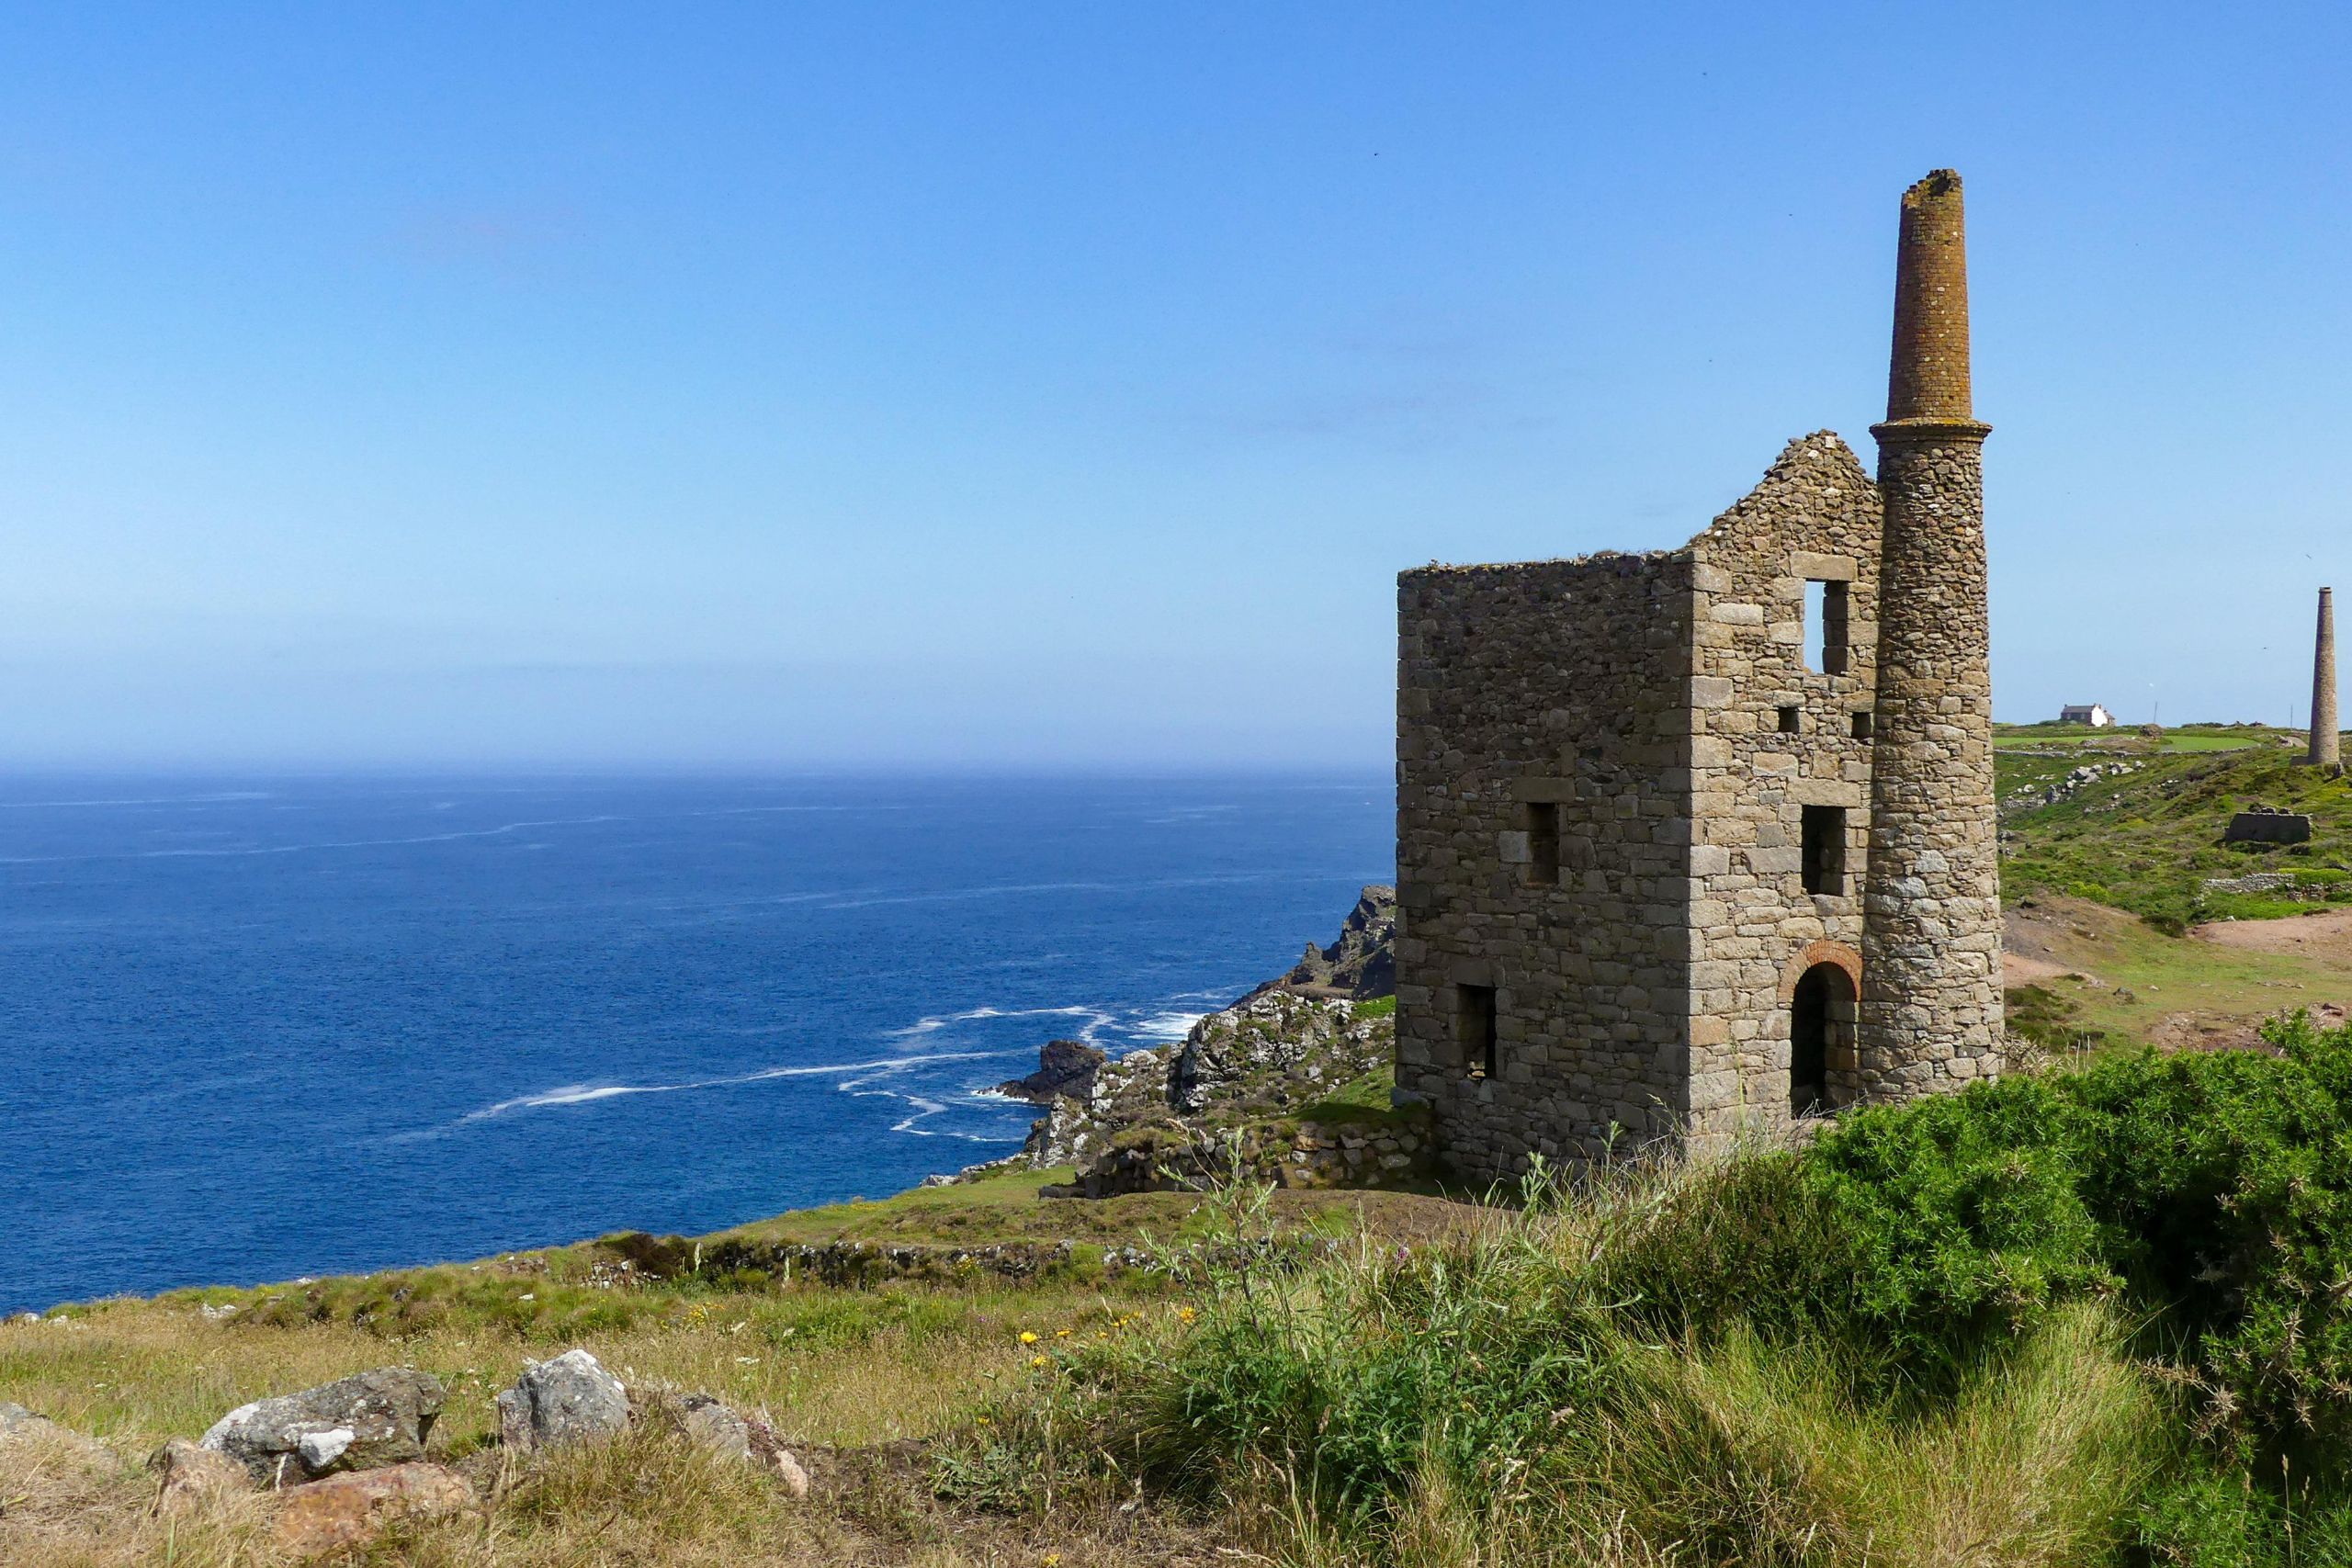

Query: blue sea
left=0, top=775, right=1391, bottom=1314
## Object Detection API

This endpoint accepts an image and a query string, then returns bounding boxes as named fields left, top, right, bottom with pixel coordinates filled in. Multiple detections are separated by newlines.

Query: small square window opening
left=1526, top=803, right=1560, bottom=886
left=1457, top=984, right=1498, bottom=1079
left=1801, top=806, right=1847, bottom=897
left=1804, top=581, right=1852, bottom=675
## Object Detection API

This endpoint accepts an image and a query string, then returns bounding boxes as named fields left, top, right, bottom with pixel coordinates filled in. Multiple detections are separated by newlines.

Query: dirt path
left=2002, top=951, right=2077, bottom=987
left=2192, top=907, right=2352, bottom=958
left=2001, top=899, right=2123, bottom=987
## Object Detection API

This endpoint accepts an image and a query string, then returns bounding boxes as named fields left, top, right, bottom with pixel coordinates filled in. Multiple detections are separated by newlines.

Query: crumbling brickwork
left=1396, top=170, right=2001, bottom=1183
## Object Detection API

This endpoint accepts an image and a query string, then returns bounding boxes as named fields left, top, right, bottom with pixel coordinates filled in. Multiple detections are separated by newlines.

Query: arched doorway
left=1790, top=962, right=1856, bottom=1118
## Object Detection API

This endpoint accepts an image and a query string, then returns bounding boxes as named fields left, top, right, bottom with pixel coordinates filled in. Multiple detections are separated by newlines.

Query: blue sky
left=4, top=3, right=2347, bottom=770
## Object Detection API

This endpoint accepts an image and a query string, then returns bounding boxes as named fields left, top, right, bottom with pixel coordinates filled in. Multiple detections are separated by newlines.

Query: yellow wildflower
left=1019, top=1330, right=1038, bottom=1345
left=1029, top=1354, right=1048, bottom=1369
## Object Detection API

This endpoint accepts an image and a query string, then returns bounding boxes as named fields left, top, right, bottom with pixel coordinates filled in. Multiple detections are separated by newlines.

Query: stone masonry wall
left=1396, top=550, right=1697, bottom=1183
left=1858, top=434, right=2003, bottom=1092
left=1681, top=433, right=1883, bottom=1139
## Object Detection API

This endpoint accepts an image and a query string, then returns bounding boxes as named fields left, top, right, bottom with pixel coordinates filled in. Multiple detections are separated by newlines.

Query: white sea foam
left=419, top=1051, right=998, bottom=1137
left=0, top=791, right=274, bottom=810
left=884, top=1004, right=1099, bottom=1040
left=0, top=814, right=630, bottom=865
left=818, top=872, right=1279, bottom=912
left=1130, top=1010, right=1209, bottom=1042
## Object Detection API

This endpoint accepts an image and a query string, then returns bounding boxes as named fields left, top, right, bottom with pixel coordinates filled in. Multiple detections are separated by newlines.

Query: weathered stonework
left=1858, top=170, right=2003, bottom=1099
left=1396, top=171, right=2001, bottom=1184
left=2310, top=588, right=2338, bottom=768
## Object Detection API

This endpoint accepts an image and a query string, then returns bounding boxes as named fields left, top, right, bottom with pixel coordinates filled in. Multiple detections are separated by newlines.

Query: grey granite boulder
left=495, top=1348, right=628, bottom=1451
left=633, top=1387, right=808, bottom=1495
left=0, top=1402, right=63, bottom=1440
left=0, top=1401, right=109, bottom=1462
left=199, top=1367, right=444, bottom=1486
left=674, top=1393, right=751, bottom=1461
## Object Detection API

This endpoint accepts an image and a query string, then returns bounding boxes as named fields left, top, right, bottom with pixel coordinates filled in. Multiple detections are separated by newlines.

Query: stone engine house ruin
left=1395, top=172, right=2004, bottom=1182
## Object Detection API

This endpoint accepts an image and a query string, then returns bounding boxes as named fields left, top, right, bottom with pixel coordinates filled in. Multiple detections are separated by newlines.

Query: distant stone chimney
left=2311, top=587, right=2339, bottom=767
left=1859, top=169, right=2003, bottom=1097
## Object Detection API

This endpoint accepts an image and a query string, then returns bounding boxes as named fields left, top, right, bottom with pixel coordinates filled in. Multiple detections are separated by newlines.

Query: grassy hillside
left=27, top=1017, right=2352, bottom=1564
left=0, top=1179, right=1476, bottom=1565
left=1997, top=722, right=2352, bottom=931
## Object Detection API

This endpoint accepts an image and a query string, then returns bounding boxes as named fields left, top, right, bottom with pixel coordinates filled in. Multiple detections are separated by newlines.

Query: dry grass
left=0, top=1271, right=1215, bottom=1566
left=0, top=1422, right=1230, bottom=1566
left=1, top=1275, right=1170, bottom=1454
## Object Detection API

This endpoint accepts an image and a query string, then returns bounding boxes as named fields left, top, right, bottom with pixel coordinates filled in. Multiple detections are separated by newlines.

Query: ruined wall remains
left=1397, top=436, right=1891, bottom=1179
left=1680, top=434, right=1882, bottom=1137
left=1395, top=551, right=1696, bottom=1179
left=1396, top=168, right=2001, bottom=1180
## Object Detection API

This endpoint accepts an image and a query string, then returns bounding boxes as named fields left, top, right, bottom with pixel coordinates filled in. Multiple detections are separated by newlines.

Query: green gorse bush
left=1052, top=1014, right=2352, bottom=1564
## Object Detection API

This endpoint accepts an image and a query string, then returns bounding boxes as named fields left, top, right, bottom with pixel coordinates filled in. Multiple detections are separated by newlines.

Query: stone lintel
left=1786, top=779, right=1864, bottom=807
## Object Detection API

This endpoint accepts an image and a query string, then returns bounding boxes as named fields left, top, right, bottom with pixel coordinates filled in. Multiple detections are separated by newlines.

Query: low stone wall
left=1044, top=1114, right=1437, bottom=1200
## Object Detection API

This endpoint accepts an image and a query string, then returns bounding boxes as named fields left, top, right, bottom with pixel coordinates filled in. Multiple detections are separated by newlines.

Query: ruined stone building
left=1394, top=172, right=2004, bottom=1182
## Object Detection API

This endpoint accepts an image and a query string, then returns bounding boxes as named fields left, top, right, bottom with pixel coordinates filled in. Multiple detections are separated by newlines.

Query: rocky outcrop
left=967, top=888, right=1408, bottom=1197
left=271, top=1462, right=477, bottom=1558
left=1170, top=992, right=1390, bottom=1116
left=1047, top=1114, right=1435, bottom=1200
left=199, top=1368, right=444, bottom=1485
left=496, top=1348, right=628, bottom=1452
left=1246, top=886, right=1396, bottom=1001
left=994, top=1039, right=1106, bottom=1105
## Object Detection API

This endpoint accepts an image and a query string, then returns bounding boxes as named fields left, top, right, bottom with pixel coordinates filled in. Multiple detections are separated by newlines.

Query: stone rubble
left=495, top=1348, right=629, bottom=1452
left=269, top=1461, right=478, bottom=1559
left=198, top=1366, right=444, bottom=1486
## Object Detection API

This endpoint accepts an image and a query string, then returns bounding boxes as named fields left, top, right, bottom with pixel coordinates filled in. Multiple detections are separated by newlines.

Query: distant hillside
left=1996, top=723, right=2352, bottom=931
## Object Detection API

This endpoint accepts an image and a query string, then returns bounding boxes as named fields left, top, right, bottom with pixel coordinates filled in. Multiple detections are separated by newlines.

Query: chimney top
left=1878, top=169, right=1986, bottom=439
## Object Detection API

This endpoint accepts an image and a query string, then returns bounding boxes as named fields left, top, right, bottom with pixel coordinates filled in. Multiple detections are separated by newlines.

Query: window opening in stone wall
left=1526, top=803, right=1560, bottom=886
left=1804, top=580, right=1851, bottom=675
left=1777, top=705, right=1801, bottom=734
left=1801, top=806, right=1847, bottom=896
left=1457, top=984, right=1498, bottom=1079
left=1851, top=710, right=1873, bottom=740
left=1790, top=963, right=1853, bottom=1117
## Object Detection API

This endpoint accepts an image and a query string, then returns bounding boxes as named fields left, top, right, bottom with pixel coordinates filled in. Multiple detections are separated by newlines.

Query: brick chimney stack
left=1883, top=169, right=1976, bottom=424
left=1857, top=170, right=2005, bottom=1098
left=2311, top=587, right=2339, bottom=767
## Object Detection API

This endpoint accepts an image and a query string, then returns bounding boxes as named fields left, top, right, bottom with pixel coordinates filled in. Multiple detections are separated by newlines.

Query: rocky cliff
left=970, top=886, right=1425, bottom=1196
left=1242, top=885, right=1395, bottom=1001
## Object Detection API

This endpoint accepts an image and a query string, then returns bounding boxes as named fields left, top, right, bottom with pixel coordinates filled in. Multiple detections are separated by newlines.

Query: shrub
left=1075, top=1019, right=2352, bottom=1562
